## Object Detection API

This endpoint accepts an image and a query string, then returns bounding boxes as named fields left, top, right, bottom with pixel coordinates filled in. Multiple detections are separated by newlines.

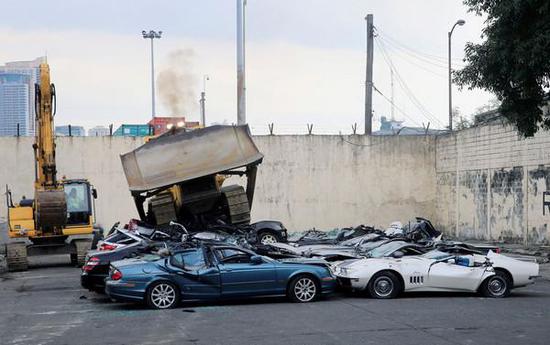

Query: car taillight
left=111, top=269, right=122, bottom=281
left=82, top=257, right=100, bottom=272
left=100, top=243, right=118, bottom=251
left=495, top=247, right=501, bottom=254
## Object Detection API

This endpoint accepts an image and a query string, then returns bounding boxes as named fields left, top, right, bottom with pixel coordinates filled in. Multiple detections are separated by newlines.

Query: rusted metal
left=35, top=189, right=67, bottom=230
left=120, top=125, right=263, bottom=193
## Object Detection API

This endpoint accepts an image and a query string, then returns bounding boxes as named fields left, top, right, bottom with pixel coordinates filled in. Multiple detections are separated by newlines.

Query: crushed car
left=333, top=246, right=539, bottom=299
left=105, top=242, right=337, bottom=309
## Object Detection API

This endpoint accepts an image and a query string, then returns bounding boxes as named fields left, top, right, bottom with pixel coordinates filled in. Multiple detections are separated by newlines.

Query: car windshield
left=367, top=241, right=407, bottom=258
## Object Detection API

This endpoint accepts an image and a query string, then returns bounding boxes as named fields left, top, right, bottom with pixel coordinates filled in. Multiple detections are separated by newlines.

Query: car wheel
left=146, top=282, right=179, bottom=309
left=288, top=275, right=319, bottom=303
left=480, top=272, right=510, bottom=298
left=368, top=271, right=401, bottom=299
left=258, top=232, right=279, bottom=245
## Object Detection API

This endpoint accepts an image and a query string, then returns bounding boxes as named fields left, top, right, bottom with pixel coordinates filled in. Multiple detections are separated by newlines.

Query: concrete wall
left=434, top=120, right=550, bottom=244
left=1, top=123, right=548, bottom=245
left=0, top=135, right=436, bottom=232
left=251, top=135, right=436, bottom=230
left=0, top=136, right=144, bottom=231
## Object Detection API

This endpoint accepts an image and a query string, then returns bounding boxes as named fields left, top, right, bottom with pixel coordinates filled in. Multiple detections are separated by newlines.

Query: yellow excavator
left=4, top=63, right=98, bottom=271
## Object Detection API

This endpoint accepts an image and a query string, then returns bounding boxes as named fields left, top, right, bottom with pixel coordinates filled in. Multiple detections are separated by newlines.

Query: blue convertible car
left=105, top=244, right=336, bottom=309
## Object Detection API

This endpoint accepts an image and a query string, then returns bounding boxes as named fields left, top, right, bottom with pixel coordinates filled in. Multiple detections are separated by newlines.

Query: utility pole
left=390, top=67, right=395, bottom=121
left=236, top=0, right=247, bottom=125
left=200, top=75, right=209, bottom=127
left=364, top=14, right=374, bottom=135
left=142, top=30, right=162, bottom=118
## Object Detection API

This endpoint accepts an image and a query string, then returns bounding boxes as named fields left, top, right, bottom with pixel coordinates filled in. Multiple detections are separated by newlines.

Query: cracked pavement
left=0, top=256, right=549, bottom=345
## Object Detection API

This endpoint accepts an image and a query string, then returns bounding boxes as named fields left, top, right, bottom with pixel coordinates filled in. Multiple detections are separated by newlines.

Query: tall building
left=55, top=125, right=86, bottom=136
left=88, top=125, right=110, bottom=137
left=0, top=57, right=45, bottom=136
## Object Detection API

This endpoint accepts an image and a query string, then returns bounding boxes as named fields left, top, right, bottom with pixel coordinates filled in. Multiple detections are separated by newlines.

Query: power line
left=375, top=37, right=446, bottom=127
left=376, top=28, right=465, bottom=66
left=372, top=84, right=422, bottom=127
left=378, top=35, right=465, bottom=71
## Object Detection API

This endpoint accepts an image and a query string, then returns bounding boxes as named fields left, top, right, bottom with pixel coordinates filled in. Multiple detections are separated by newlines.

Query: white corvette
left=334, top=248, right=539, bottom=299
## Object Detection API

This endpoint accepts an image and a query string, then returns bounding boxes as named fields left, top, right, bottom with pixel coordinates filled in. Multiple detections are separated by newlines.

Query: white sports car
left=334, top=247, right=539, bottom=299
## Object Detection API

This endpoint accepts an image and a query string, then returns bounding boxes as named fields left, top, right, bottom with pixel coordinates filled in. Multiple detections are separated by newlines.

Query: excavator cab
left=63, top=180, right=97, bottom=226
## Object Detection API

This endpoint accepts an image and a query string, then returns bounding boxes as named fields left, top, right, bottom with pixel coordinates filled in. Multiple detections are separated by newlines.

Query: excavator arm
left=33, top=63, right=67, bottom=232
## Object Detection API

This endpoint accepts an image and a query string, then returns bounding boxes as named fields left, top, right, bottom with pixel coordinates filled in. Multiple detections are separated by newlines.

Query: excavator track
left=6, top=243, right=28, bottom=272
left=222, top=185, right=250, bottom=225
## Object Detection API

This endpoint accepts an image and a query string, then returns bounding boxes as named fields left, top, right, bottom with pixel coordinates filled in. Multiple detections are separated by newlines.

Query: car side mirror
left=92, top=188, right=98, bottom=199
left=392, top=250, right=404, bottom=259
left=250, top=255, right=263, bottom=264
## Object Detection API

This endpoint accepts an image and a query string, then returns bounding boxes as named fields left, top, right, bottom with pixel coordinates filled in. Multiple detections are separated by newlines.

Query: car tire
left=480, top=271, right=511, bottom=298
left=368, top=271, right=401, bottom=299
left=288, top=275, right=320, bottom=303
left=146, top=281, right=180, bottom=309
left=258, top=231, right=280, bottom=245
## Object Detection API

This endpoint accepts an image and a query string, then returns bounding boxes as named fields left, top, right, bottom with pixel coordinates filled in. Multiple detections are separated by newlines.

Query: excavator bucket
left=120, top=125, right=264, bottom=193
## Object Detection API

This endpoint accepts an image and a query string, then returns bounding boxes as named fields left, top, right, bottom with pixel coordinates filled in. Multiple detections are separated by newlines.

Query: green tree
left=455, top=0, right=550, bottom=137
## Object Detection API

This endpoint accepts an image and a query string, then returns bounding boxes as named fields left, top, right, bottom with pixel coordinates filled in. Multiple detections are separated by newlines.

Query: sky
left=0, top=0, right=495, bottom=134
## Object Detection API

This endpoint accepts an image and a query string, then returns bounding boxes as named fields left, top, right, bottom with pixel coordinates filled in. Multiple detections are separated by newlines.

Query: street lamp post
left=200, top=75, right=210, bottom=127
left=142, top=30, right=162, bottom=118
left=448, top=19, right=465, bottom=131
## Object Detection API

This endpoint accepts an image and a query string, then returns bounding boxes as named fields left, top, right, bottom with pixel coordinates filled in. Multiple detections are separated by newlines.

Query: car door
left=169, top=248, right=221, bottom=299
left=215, top=248, right=277, bottom=296
left=427, top=257, right=486, bottom=291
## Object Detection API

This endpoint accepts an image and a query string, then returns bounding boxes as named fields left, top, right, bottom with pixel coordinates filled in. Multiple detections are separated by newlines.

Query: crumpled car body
left=105, top=243, right=336, bottom=309
left=334, top=246, right=539, bottom=298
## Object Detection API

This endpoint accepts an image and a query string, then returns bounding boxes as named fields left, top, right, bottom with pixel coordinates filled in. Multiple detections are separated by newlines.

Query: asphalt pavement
left=0, top=255, right=549, bottom=345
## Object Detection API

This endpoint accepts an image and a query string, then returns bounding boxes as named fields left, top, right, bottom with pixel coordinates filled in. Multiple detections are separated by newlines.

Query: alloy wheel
left=293, top=277, right=317, bottom=302
left=150, top=283, right=176, bottom=309
left=260, top=233, right=278, bottom=245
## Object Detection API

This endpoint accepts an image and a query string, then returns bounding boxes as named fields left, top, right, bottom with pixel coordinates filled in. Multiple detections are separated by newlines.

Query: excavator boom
left=33, top=63, right=66, bottom=230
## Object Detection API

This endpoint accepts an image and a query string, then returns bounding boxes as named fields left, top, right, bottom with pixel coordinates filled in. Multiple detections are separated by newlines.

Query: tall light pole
left=236, top=0, right=247, bottom=125
left=448, top=19, right=465, bottom=131
left=200, top=75, right=209, bottom=127
left=142, top=30, right=162, bottom=118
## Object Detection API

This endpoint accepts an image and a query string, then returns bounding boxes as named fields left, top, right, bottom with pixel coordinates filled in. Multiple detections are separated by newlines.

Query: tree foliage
left=455, top=0, right=550, bottom=136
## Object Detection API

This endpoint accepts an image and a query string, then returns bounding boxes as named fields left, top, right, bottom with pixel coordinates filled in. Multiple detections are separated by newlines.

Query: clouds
left=0, top=1, right=495, bottom=133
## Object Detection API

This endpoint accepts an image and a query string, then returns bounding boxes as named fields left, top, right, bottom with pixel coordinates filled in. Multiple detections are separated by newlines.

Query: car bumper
left=105, top=280, right=146, bottom=302
left=336, top=276, right=365, bottom=291
left=81, top=272, right=107, bottom=292
left=320, top=278, right=337, bottom=294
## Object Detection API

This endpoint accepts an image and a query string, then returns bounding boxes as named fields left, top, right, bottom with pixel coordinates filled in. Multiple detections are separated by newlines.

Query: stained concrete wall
left=435, top=120, right=550, bottom=244
left=0, top=135, right=436, bottom=232
left=0, top=136, right=144, bottom=232
left=1, top=123, right=548, bottom=244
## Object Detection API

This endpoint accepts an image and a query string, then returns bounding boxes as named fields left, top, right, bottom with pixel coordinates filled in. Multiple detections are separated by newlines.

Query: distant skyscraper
left=0, top=57, right=45, bottom=136
left=55, top=125, right=86, bottom=136
left=88, top=125, right=110, bottom=137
